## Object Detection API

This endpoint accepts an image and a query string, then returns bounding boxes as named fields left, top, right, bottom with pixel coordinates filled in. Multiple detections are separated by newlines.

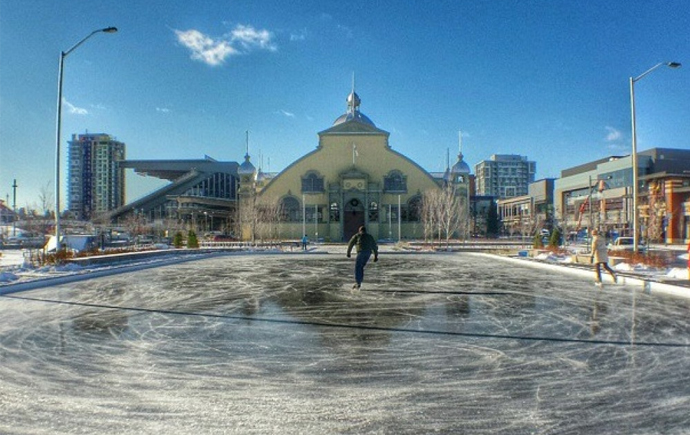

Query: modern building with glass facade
left=107, top=157, right=239, bottom=234
left=554, top=148, right=690, bottom=244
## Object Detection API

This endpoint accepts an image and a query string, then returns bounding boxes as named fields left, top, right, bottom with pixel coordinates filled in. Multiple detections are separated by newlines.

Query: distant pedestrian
left=590, top=229, right=617, bottom=286
left=346, top=226, right=378, bottom=289
left=302, top=234, right=309, bottom=251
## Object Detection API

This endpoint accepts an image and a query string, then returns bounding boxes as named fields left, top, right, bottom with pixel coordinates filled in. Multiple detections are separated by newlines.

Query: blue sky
left=1, top=0, right=688, bottom=211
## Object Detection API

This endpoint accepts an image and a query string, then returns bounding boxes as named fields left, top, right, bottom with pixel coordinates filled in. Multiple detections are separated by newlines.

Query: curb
left=472, top=253, right=690, bottom=299
left=0, top=252, right=225, bottom=295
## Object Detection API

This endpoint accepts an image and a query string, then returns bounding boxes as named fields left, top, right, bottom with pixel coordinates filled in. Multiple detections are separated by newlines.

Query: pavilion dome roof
left=451, top=152, right=471, bottom=175
left=332, top=91, right=376, bottom=127
left=238, top=154, right=256, bottom=175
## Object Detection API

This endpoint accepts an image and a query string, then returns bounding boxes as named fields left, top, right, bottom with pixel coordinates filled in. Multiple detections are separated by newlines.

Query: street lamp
left=55, top=27, right=117, bottom=249
left=629, top=61, right=681, bottom=253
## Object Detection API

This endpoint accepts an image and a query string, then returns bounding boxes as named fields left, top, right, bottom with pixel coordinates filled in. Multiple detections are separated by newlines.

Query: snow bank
left=0, top=271, right=18, bottom=283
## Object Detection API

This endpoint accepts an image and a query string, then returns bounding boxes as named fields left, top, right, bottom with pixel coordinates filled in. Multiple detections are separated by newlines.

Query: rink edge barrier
left=473, top=252, right=690, bottom=299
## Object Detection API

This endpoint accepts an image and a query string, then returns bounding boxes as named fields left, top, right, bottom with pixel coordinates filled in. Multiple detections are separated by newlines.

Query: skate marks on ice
left=1, top=253, right=690, bottom=434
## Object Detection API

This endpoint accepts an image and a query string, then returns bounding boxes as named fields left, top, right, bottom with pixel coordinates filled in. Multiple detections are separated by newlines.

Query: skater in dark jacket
left=346, top=226, right=378, bottom=289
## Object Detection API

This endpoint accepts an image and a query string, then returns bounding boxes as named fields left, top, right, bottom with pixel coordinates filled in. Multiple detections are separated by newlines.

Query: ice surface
left=1, top=252, right=690, bottom=434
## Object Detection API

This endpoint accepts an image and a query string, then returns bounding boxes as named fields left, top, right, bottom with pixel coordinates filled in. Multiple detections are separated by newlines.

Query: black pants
left=595, top=262, right=616, bottom=282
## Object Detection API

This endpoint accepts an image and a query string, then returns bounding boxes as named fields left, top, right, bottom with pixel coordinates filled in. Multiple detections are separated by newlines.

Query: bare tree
left=38, top=181, right=54, bottom=217
left=438, top=184, right=465, bottom=246
left=255, top=195, right=282, bottom=244
left=422, top=184, right=468, bottom=247
left=421, top=189, right=441, bottom=245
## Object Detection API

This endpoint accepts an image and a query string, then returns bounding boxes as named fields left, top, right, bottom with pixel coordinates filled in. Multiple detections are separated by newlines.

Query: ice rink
left=1, top=252, right=689, bottom=434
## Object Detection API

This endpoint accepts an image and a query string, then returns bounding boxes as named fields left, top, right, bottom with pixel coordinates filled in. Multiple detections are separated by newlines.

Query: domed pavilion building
left=109, top=89, right=473, bottom=242
left=242, top=90, right=471, bottom=241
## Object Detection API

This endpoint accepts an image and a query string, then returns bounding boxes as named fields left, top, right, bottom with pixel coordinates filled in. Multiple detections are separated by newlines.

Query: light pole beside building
left=55, top=27, right=117, bottom=248
left=629, top=61, right=680, bottom=253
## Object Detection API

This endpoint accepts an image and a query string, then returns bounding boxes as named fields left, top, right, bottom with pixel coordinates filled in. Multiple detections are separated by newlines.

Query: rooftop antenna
left=458, top=130, right=464, bottom=160
left=352, top=71, right=355, bottom=94
left=245, top=130, right=249, bottom=157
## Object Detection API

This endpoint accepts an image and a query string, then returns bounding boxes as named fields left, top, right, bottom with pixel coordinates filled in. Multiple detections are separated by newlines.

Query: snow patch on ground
left=667, top=268, right=689, bottom=279
left=0, top=271, right=19, bottom=283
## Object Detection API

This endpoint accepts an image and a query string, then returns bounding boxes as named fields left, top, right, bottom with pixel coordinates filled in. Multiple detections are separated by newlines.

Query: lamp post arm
left=633, top=62, right=666, bottom=82
left=633, top=61, right=682, bottom=82
left=63, top=31, right=99, bottom=57
left=63, top=27, right=116, bottom=57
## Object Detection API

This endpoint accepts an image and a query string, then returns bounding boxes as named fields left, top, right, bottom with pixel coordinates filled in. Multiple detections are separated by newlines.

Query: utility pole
left=12, top=179, right=18, bottom=237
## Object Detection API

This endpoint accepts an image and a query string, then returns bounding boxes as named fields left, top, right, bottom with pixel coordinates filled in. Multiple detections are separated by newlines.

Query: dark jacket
left=347, top=232, right=378, bottom=256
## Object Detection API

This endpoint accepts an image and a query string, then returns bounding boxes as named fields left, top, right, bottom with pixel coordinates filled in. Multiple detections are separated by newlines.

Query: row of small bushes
left=532, top=228, right=562, bottom=250
left=38, top=230, right=202, bottom=265
left=173, top=230, right=198, bottom=248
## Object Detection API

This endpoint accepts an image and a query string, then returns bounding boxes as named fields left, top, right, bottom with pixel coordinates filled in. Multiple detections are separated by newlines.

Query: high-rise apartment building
left=474, top=154, right=536, bottom=199
left=67, top=133, right=126, bottom=220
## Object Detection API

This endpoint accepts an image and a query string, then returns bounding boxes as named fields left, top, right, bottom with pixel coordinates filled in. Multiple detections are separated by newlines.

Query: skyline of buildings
left=4, top=87, right=690, bottom=245
left=107, top=90, right=475, bottom=242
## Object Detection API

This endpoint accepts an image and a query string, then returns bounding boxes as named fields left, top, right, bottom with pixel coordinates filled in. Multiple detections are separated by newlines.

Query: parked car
left=610, top=236, right=645, bottom=251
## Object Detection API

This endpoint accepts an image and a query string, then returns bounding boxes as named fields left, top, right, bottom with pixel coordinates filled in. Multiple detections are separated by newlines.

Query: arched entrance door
left=344, top=197, right=365, bottom=240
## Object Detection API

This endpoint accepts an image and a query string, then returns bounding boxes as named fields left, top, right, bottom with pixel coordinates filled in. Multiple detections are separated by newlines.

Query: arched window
left=280, top=196, right=301, bottom=222
left=407, top=196, right=422, bottom=222
left=301, top=172, right=324, bottom=193
left=384, top=171, right=407, bottom=193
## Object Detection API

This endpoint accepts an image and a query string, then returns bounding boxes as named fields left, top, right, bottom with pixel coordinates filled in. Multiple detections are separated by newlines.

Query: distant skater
left=302, top=234, right=309, bottom=251
left=590, top=229, right=617, bottom=286
left=346, top=225, right=378, bottom=289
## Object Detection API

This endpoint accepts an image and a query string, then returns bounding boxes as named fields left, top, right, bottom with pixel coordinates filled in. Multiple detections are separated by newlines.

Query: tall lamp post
left=629, top=61, right=681, bottom=253
left=55, top=27, right=117, bottom=248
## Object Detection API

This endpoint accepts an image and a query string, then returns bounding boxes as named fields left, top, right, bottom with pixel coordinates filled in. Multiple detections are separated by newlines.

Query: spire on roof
left=238, top=130, right=256, bottom=175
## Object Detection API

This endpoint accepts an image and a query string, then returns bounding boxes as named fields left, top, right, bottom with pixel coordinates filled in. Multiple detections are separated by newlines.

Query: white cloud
left=231, top=24, right=277, bottom=51
left=279, top=109, right=295, bottom=118
left=175, top=29, right=237, bottom=66
left=175, top=24, right=276, bottom=66
left=290, top=29, right=307, bottom=41
left=63, top=99, right=88, bottom=115
left=156, top=107, right=171, bottom=113
left=605, top=126, right=622, bottom=142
